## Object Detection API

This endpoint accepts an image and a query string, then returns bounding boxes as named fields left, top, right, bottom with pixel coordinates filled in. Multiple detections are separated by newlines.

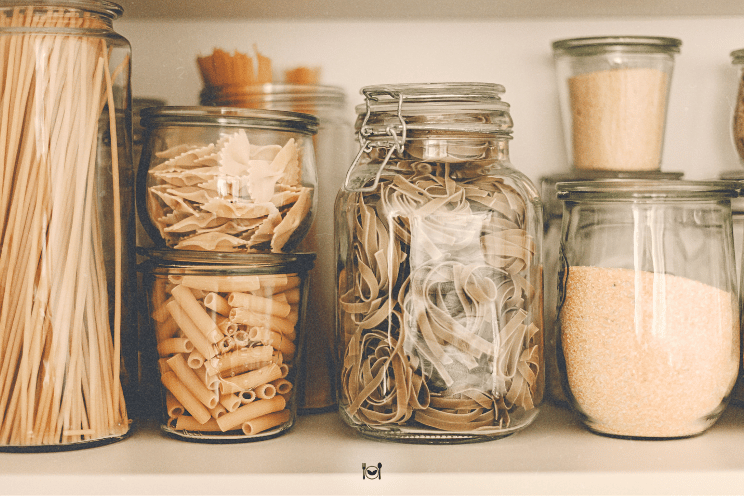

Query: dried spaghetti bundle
left=0, top=4, right=131, bottom=447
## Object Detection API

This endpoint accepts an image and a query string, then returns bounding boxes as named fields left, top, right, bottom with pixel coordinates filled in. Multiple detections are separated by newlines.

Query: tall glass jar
left=556, top=180, right=740, bottom=439
left=201, top=84, right=352, bottom=413
left=552, top=36, right=681, bottom=171
left=0, top=1, right=134, bottom=450
left=336, top=83, right=544, bottom=443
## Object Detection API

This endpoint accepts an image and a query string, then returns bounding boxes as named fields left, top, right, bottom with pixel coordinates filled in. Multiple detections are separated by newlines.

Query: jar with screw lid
left=335, top=83, right=544, bottom=443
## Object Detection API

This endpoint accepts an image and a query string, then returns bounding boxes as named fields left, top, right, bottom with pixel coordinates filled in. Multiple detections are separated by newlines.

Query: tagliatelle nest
left=147, top=129, right=312, bottom=253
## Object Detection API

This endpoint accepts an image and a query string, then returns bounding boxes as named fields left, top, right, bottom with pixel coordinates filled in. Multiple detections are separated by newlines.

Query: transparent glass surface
left=138, top=249, right=314, bottom=442
left=556, top=179, right=740, bottom=439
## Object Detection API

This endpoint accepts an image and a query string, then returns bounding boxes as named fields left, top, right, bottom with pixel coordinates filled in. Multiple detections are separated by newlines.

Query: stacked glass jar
left=336, top=83, right=544, bottom=443
left=200, top=84, right=353, bottom=414
left=136, top=107, right=319, bottom=441
left=545, top=36, right=685, bottom=406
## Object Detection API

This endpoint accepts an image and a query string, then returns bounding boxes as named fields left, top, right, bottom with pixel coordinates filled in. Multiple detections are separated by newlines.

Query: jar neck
left=0, top=2, right=122, bottom=30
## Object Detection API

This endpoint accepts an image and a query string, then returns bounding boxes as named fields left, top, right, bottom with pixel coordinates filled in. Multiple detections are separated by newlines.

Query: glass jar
left=0, top=0, right=134, bottom=450
left=139, top=249, right=315, bottom=442
left=136, top=106, right=319, bottom=254
left=556, top=180, right=740, bottom=439
left=201, top=84, right=353, bottom=413
left=731, top=49, right=744, bottom=167
left=541, top=170, right=683, bottom=407
left=336, top=83, right=544, bottom=443
left=552, top=36, right=681, bottom=171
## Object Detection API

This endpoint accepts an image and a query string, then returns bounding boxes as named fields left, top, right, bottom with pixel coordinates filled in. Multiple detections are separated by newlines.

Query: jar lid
left=200, top=83, right=346, bottom=110
left=138, top=247, right=316, bottom=272
left=354, top=82, right=512, bottom=136
left=541, top=170, right=684, bottom=185
left=140, top=106, right=320, bottom=136
left=552, top=36, right=682, bottom=56
left=557, top=179, right=740, bottom=201
left=0, top=1, right=124, bottom=18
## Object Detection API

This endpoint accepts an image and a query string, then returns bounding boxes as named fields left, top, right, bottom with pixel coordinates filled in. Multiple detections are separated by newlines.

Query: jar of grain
left=552, top=36, right=681, bottom=171
left=556, top=179, right=740, bottom=439
left=540, top=170, right=683, bottom=408
left=336, top=83, right=544, bottom=443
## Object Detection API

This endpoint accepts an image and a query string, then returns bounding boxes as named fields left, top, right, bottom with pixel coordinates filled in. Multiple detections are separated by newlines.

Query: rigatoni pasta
left=142, top=252, right=313, bottom=440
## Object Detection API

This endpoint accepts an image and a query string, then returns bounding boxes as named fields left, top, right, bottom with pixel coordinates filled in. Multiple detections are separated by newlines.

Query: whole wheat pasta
left=171, top=284, right=222, bottom=344
left=241, top=409, right=291, bottom=436
left=166, top=354, right=219, bottom=409
left=339, top=160, right=541, bottom=434
left=216, top=396, right=286, bottom=432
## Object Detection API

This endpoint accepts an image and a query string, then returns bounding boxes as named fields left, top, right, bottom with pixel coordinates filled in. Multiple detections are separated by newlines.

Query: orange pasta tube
left=181, top=275, right=260, bottom=293
left=204, top=292, right=232, bottom=316
left=157, top=337, right=194, bottom=356
left=255, top=383, right=276, bottom=400
left=270, top=378, right=293, bottom=395
left=248, top=326, right=295, bottom=358
left=161, top=371, right=212, bottom=425
left=220, top=393, right=242, bottom=413
left=174, top=415, right=222, bottom=432
left=167, top=354, right=219, bottom=409
left=228, top=292, right=291, bottom=318
left=241, top=409, right=291, bottom=435
left=205, top=346, right=273, bottom=376
left=216, top=396, right=286, bottom=432
left=229, top=307, right=296, bottom=338
left=166, top=299, right=216, bottom=359
left=166, top=391, right=184, bottom=418
left=171, top=284, right=222, bottom=344
left=219, top=363, right=283, bottom=394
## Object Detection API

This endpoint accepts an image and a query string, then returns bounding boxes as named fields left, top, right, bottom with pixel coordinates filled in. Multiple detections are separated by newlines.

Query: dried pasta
left=148, top=272, right=303, bottom=437
left=339, top=159, right=542, bottom=435
left=146, top=129, right=313, bottom=253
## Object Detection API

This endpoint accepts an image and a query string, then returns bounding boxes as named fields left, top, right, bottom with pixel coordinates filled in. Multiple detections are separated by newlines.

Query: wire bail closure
left=344, top=89, right=408, bottom=193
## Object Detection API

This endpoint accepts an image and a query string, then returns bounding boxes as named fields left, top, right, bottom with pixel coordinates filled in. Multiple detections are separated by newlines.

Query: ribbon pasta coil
left=339, top=159, right=542, bottom=437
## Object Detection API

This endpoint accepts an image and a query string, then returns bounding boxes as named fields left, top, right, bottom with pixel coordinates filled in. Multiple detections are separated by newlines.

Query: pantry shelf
left=117, top=0, right=744, bottom=20
left=2, top=403, right=744, bottom=494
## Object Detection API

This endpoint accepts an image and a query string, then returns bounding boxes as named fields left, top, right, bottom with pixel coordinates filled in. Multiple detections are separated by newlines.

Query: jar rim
left=0, top=0, right=123, bottom=18
left=137, top=247, right=317, bottom=272
left=556, top=179, right=740, bottom=200
left=541, top=170, right=684, bottom=183
left=552, top=36, right=682, bottom=56
left=139, top=106, right=320, bottom=135
left=356, top=82, right=509, bottom=112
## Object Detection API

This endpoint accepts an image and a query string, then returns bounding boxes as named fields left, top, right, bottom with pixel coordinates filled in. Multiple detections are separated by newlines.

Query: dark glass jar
left=335, top=83, right=543, bottom=443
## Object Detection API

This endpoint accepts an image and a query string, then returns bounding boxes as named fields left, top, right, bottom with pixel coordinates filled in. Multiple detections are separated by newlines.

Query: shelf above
left=116, top=0, right=744, bottom=20
left=3, top=403, right=744, bottom=494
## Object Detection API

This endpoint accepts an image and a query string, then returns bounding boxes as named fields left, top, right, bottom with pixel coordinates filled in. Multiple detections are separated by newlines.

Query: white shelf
left=2, top=403, right=744, bottom=494
left=117, top=0, right=744, bottom=20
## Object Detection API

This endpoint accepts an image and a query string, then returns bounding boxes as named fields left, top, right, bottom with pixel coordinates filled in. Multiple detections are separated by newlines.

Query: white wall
left=118, top=16, right=744, bottom=184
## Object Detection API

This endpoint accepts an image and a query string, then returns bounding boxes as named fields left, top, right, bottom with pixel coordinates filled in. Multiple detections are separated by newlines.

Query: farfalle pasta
left=138, top=108, right=319, bottom=254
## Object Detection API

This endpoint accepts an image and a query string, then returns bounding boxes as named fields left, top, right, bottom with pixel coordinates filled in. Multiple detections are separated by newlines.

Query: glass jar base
left=0, top=429, right=131, bottom=453
left=160, top=423, right=292, bottom=443
left=339, top=408, right=538, bottom=445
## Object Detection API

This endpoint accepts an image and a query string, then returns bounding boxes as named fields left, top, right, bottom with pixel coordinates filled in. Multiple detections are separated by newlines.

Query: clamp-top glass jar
left=0, top=0, right=134, bottom=450
left=335, top=83, right=544, bottom=443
